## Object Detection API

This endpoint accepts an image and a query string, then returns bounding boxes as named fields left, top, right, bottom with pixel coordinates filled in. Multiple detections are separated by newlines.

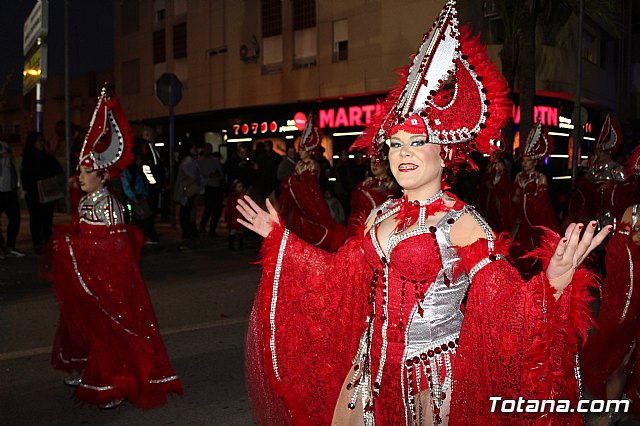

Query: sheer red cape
left=46, top=223, right=183, bottom=408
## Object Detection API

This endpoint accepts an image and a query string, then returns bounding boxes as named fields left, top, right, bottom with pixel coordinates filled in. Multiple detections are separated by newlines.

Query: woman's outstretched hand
left=236, top=195, right=280, bottom=238
left=546, top=220, right=612, bottom=295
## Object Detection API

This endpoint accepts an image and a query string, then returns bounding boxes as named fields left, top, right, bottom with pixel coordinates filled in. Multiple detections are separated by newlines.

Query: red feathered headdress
left=79, top=85, right=133, bottom=176
left=351, top=0, right=511, bottom=171
left=299, top=112, right=322, bottom=152
left=522, top=117, right=553, bottom=161
left=595, top=114, right=622, bottom=154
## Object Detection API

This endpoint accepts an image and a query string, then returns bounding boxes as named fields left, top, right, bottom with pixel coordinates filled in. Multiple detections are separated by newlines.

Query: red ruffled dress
left=347, top=176, right=398, bottom=235
left=278, top=159, right=347, bottom=252
left=48, top=187, right=183, bottom=408
left=581, top=223, right=640, bottom=413
left=246, top=192, right=596, bottom=425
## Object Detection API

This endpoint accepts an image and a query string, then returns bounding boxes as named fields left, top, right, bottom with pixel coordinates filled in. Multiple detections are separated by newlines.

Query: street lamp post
left=571, top=0, right=584, bottom=184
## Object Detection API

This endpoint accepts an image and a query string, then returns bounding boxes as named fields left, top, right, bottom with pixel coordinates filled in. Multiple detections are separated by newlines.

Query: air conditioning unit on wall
left=240, top=35, right=260, bottom=62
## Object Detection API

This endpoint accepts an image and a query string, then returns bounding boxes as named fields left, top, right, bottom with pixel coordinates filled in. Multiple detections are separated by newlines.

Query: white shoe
left=99, top=398, right=124, bottom=409
left=64, top=376, right=81, bottom=387
left=7, top=248, right=25, bottom=258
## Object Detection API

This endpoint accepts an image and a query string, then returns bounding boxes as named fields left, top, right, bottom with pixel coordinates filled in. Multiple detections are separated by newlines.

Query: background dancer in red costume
left=475, top=144, right=514, bottom=234
left=565, top=115, right=626, bottom=231
left=580, top=203, right=640, bottom=426
left=46, top=86, right=183, bottom=410
left=347, top=155, right=399, bottom=236
left=237, top=2, right=610, bottom=424
left=511, top=118, right=560, bottom=272
left=277, top=113, right=346, bottom=252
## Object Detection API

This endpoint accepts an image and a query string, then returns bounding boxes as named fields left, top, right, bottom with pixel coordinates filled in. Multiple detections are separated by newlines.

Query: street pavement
left=0, top=211, right=262, bottom=425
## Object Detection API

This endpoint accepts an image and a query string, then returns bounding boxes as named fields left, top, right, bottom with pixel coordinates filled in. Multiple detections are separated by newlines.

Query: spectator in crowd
left=173, top=143, right=202, bottom=240
left=225, top=143, right=257, bottom=192
left=277, top=146, right=297, bottom=183
left=313, top=146, right=332, bottom=191
left=254, top=140, right=281, bottom=203
left=21, top=131, right=63, bottom=253
left=197, top=143, right=224, bottom=237
left=121, top=153, right=159, bottom=243
left=0, top=130, right=23, bottom=257
left=139, top=125, right=166, bottom=232
left=333, top=149, right=355, bottom=217
left=225, top=179, right=246, bottom=250
left=324, top=188, right=346, bottom=225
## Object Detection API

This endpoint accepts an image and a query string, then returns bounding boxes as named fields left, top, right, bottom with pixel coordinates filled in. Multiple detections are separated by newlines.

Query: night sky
left=0, top=0, right=114, bottom=92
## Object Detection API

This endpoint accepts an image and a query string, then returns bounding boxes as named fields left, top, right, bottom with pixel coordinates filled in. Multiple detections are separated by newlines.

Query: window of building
left=262, top=0, right=282, bottom=38
left=122, top=59, right=140, bottom=94
left=333, top=19, right=348, bottom=62
left=293, top=0, right=316, bottom=30
left=293, top=0, right=317, bottom=68
left=154, top=0, right=166, bottom=24
left=173, top=22, right=187, bottom=59
left=120, top=0, right=140, bottom=35
left=262, top=0, right=283, bottom=72
left=153, top=29, right=166, bottom=64
left=581, top=29, right=600, bottom=65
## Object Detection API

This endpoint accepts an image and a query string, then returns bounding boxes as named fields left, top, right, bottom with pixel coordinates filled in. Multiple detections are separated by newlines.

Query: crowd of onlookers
left=0, top=123, right=380, bottom=257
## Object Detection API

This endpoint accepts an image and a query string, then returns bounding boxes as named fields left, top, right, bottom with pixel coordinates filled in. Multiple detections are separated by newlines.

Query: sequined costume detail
left=246, top=192, right=597, bottom=425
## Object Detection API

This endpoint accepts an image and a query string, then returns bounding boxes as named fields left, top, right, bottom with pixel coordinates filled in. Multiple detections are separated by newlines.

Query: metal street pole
left=571, top=0, right=584, bottom=183
left=35, top=38, right=45, bottom=133
left=169, top=85, right=176, bottom=228
left=64, top=0, right=71, bottom=213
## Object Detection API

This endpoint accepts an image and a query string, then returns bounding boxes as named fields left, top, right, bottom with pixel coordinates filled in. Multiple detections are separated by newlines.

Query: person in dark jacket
left=21, top=131, right=63, bottom=252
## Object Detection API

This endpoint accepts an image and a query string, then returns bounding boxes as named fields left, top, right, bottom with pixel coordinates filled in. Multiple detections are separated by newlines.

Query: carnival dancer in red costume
left=277, top=113, right=347, bottom=252
left=237, top=2, right=611, bottom=424
left=46, top=86, right=183, bottom=409
left=580, top=147, right=640, bottom=425
left=565, top=115, right=626, bottom=231
left=511, top=119, right=560, bottom=271
left=580, top=204, right=640, bottom=426
left=475, top=144, right=514, bottom=233
left=347, top=155, right=399, bottom=236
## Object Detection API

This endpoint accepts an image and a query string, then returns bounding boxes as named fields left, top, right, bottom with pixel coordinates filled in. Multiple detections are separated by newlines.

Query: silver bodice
left=78, top=187, right=126, bottom=226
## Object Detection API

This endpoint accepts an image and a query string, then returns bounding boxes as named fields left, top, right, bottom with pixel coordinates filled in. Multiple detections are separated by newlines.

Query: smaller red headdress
left=595, top=114, right=622, bottom=153
left=624, top=144, right=640, bottom=176
left=299, top=112, right=322, bottom=152
left=522, top=117, right=553, bottom=161
left=79, top=85, right=133, bottom=175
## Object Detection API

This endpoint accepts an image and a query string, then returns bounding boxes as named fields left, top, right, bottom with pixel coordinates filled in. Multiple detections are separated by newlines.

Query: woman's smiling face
left=387, top=130, right=444, bottom=196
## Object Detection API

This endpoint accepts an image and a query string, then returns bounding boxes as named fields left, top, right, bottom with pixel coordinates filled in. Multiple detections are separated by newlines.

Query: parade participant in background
left=46, top=86, right=183, bottom=409
left=511, top=118, right=560, bottom=271
left=580, top=202, right=640, bottom=426
left=277, top=113, right=346, bottom=252
left=474, top=142, right=514, bottom=234
left=347, top=154, right=398, bottom=236
left=239, top=2, right=610, bottom=424
left=585, top=115, right=625, bottom=227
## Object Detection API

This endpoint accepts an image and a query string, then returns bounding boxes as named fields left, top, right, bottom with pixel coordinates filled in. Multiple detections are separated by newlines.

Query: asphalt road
left=0, top=218, right=262, bottom=426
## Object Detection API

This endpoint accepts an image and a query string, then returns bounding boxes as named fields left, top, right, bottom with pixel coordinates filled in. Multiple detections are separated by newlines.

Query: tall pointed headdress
left=299, top=112, right=322, bottom=152
left=522, top=117, right=553, bottom=160
left=351, top=0, right=511, bottom=169
left=595, top=114, right=622, bottom=153
left=79, top=85, right=133, bottom=175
